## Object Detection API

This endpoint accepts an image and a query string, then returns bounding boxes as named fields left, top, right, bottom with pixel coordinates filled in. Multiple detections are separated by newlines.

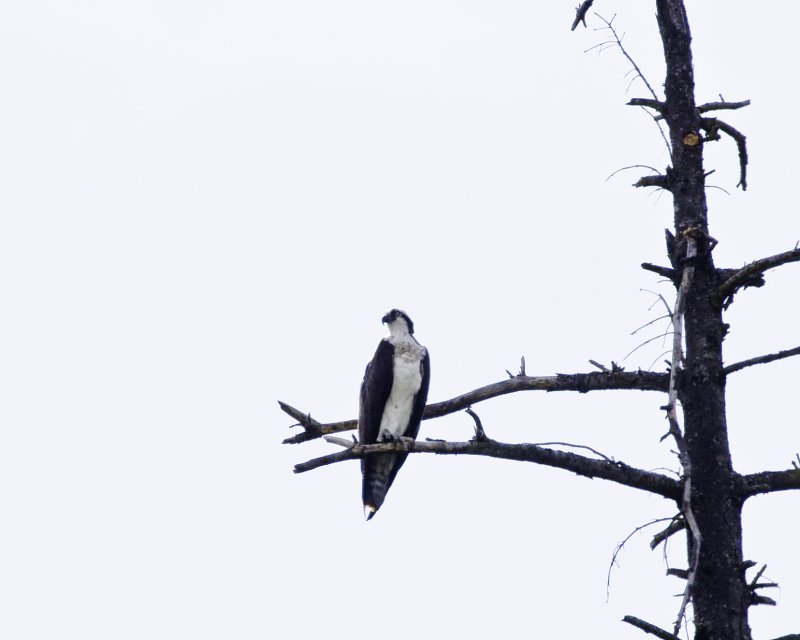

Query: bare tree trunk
left=656, top=2, right=752, bottom=639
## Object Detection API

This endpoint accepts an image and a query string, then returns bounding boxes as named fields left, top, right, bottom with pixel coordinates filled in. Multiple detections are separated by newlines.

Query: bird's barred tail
left=362, top=453, right=403, bottom=520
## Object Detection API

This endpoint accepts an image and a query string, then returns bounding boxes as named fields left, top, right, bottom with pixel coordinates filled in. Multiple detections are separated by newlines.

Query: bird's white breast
left=378, top=340, right=426, bottom=440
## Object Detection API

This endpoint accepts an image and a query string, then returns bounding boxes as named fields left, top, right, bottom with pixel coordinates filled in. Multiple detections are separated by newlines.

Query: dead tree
left=280, top=2, right=800, bottom=639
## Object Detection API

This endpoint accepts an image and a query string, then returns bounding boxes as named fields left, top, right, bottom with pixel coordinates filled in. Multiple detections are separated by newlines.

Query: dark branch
left=697, top=99, right=750, bottom=114
left=627, top=97, right=665, bottom=112
left=650, top=517, right=685, bottom=549
left=724, top=346, right=800, bottom=375
left=634, top=174, right=669, bottom=189
left=281, top=369, right=669, bottom=444
left=641, top=262, right=676, bottom=281
left=715, top=268, right=765, bottom=308
left=622, top=615, right=681, bottom=640
left=741, top=468, right=800, bottom=498
left=294, top=438, right=681, bottom=500
left=570, top=0, right=594, bottom=31
left=667, top=568, right=689, bottom=580
left=628, top=98, right=749, bottom=121
left=465, top=407, right=488, bottom=442
left=714, top=247, right=800, bottom=306
left=701, top=116, right=748, bottom=190
left=278, top=401, right=333, bottom=442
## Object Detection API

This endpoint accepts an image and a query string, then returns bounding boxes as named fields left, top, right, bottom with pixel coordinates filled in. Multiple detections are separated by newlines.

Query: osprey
left=358, top=309, right=430, bottom=520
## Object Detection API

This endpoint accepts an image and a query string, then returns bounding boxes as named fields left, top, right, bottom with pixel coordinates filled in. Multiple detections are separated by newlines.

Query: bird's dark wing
left=358, top=339, right=394, bottom=446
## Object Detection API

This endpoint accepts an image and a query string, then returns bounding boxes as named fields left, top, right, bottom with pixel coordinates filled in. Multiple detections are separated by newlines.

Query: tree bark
left=655, top=2, right=752, bottom=639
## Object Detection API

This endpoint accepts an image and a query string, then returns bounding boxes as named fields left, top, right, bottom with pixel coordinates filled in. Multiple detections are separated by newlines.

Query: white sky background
left=1, top=1, right=798, bottom=639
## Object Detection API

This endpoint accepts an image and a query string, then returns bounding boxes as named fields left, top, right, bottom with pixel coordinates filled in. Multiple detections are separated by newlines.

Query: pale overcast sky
left=1, top=2, right=798, bottom=639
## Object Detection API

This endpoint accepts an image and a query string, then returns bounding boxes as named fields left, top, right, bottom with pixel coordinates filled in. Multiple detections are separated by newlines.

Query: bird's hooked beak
left=381, top=311, right=395, bottom=324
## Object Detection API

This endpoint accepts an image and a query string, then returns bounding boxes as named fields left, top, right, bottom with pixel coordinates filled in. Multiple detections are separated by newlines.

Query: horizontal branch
left=641, top=262, right=676, bottom=281
left=697, top=99, right=750, bottom=114
left=714, top=246, right=800, bottom=307
left=627, top=97, right=665, bottom=112
left=741, top=469, right=800, bottom=499
left=640, top=262, right=754, bottom=290
left=627, top=98, right=749, bottom=120
left=294, top=438, right=682, bottom=500
left=724, top=346, right=800, bottom=375
left=281, top=369, right=669, bottom=444
left=634, top=174, right=669, bottom=189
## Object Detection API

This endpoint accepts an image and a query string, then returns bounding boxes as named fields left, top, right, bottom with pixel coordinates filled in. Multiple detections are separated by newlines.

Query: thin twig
left=647, top=351, right=671, bottom=372
left=595, top=15, right=657, bottom=100
left=607, top=518, right=673, bottom=599
left=725, top=346, right=800, bottom=375
left=594, top=13, right=671, bottom=155
left=606, top=164, right=662, bottom=182
left=749, top=564, right=767, bottom=588
left=622, top=615, right=681, bottom=640
left=632, top=314, right=672, bottom=336
left=532, top=441, right=613, bottom=461
left=624, top=331, right=674, bottom=361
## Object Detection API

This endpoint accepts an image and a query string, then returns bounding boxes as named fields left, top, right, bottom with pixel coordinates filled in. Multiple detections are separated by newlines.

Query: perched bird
left=358, top=309, right=430, bottom=520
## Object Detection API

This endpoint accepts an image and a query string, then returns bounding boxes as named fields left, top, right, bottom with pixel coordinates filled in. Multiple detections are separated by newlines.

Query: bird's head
left=382, top=308, right=414, bottom=336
